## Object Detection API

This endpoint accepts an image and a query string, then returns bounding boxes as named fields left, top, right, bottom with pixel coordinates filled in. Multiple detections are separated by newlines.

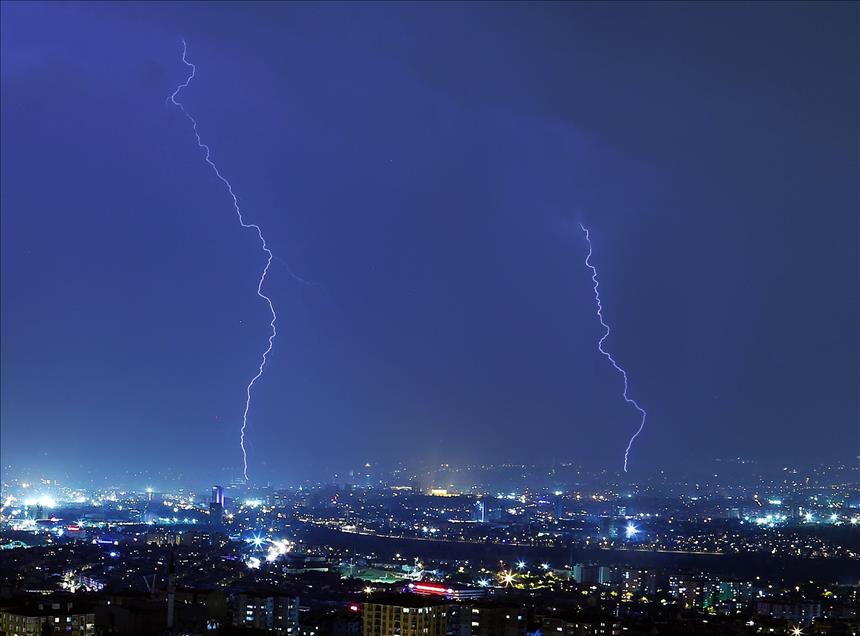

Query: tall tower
left=209, top=485, right=224, bottom=529
left=474, top=499, right=486, bottom=523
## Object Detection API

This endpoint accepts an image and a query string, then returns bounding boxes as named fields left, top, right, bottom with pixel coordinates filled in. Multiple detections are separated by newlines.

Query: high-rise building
left=232, top=593, right=299, bottom=634
left=209, top=485, right=224, bottom=529
left=668, top=575, right=715, bottom=609
left=617, top=568, right=657, bottom=595
left=449, top=604, right=528, bottom=636
left=572, top=565, right=612, bottom=585
left=363, top=598, right=448, bottom=636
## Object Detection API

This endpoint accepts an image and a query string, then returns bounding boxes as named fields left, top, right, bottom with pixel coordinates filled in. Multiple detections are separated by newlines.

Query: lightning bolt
left=168, top=39, right=275, bottom=481
left=579, top=223, right=647, bottom=472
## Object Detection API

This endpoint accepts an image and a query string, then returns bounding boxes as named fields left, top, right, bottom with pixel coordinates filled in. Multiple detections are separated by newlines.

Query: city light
left=23, top=495, right=56, bottom=509
left=2, top=14, right=855, bottom=636
left=265, top=538, right=293, bottom=562
left=499, top=570, right=517, bottom=587
left=409, top=583, right=451, bottom=596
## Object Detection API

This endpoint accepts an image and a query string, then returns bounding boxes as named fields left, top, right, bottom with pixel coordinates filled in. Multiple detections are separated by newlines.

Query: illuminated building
left=232, top=593, right=299, bottom=633
left=572, top=565, right=612, bottom=585
left=0, top=599, right=96, bottom=636
left=668, top=576, right=714, bottom=609
left=538, top=615, right=621, bottom=636
left=617, top=568, right=657, bottom=595
left=755, top=599, right=822, bottom=623
left=363, top=598, right=448, bottom=636
left=449, top=604, right=527, bottom=636
left=554, top=492, right=564, bottom=521
left=474, top=500, right=486, bottom=523
left=209, top=484, right=224, bottom=529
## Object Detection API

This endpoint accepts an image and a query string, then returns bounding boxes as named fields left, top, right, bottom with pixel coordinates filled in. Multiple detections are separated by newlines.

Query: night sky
left=1, top=2, right=858, bottom=483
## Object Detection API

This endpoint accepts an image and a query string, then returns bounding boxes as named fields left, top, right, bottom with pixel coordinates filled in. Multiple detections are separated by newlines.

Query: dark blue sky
left=2, top=2, right=858, bottom=483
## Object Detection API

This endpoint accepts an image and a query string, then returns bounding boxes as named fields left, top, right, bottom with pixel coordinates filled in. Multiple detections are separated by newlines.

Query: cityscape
left=1, top=461, right=858, bottom=635
left=1, top=2, right=858, bottom=636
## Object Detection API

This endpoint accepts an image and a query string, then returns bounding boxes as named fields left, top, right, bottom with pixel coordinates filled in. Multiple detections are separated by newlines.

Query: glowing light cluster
left=498, top=570, right=517, bottom=587
left=23, top=495, right=56, bottom=509
left=265, top=538, right=293, bottom=562
left=408, top=582, right=453, bottom=596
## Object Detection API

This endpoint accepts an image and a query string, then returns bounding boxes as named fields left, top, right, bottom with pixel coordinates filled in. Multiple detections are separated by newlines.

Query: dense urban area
left=1, top=461, right=858, bottom=635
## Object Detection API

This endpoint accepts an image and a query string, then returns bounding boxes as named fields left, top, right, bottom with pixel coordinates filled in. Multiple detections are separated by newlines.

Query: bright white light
left=477, top=578, right=490, bottom=588
left=23, top=495, right=56, bottom=509
left=246, top=557, right=261, bottom=569
left=541, top=563, right=550, bottom=570
left=244, top=499, right=263, bottom=508
left=625, top=523, right=639, bottom=538
left=265, top=539, right=293, bottom=562
left=829, top=513, right=838, bottom=522
left=804, top=512, right=814, bottom=522
left=516, top=561, right=526, bottom=570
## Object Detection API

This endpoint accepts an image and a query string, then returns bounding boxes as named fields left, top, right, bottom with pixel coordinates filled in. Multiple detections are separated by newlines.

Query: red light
left=66, top=524, right=81, bottom=532
left=349, top=604, right=360, bottom=612
left=413, top=583, right=448, bottom=595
